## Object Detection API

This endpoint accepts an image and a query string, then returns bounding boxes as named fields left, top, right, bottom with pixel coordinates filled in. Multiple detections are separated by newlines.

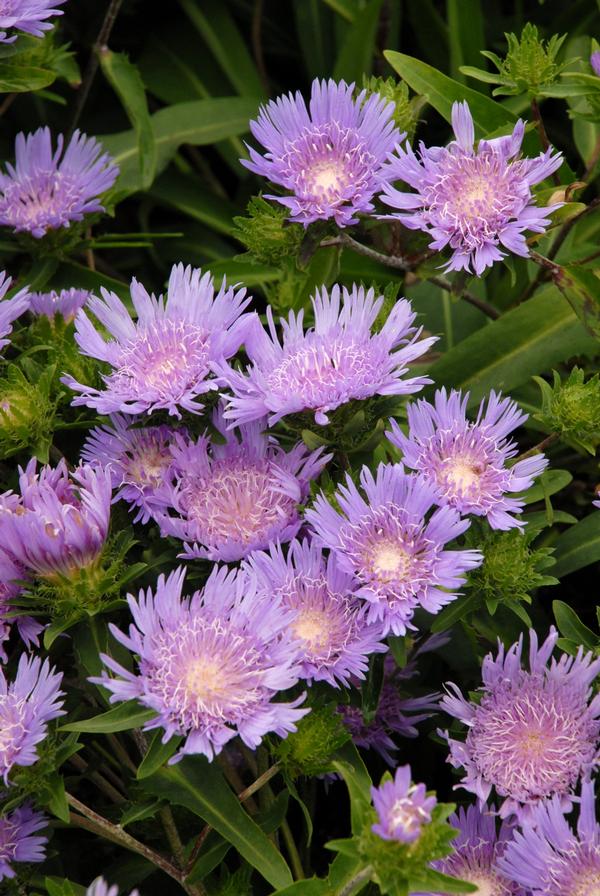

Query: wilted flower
left=380, top=101, right=562, bottom=275
left=441, top=628, right=600, bottom=820
left=96, top=566, right=307, bottom=762
left=371, top=764, right=437, bottom=843
left=388, top=388, right=548, bottom=529
left=0, top=653, right=64, bottom=783
left=29, top=287, right=90, bottom=322
left=243, top=78, right=401, bottom=227
left=246, top=539, right=387, bottom=687
left=154, top=408, right=329, bottom=562
left=426, top=804, right=524, bottom=895
left=219, top=284, right=435, bottom=427
left=498, top=779, right=600, bottom=895
left=86, top=879, right=139, bottom=896
left=0, top=0, right=64, bottom=44
left=0, top=458, right=111, bottom=580
left=0, top=128, right=118, bottom=238
left=305, top=463, right=481, bottom=636
left=82, top=414, right=186, bottom=524
left=0, top=272, right=29, bottom=350
left=64, top=264, right=251, bottom=418
left=0, top=805, right=48, bottom=881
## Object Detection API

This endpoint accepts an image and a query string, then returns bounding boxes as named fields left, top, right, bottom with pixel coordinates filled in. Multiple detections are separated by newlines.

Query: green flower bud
left=361, top=76, right=425, bottom=142
left=535, top=368, right=600, bottom=454
left=0, top=364, right=56, bottom=460
left=232, top=196, right=304, bottom=267
left=273, top=702, right=350, bottom=778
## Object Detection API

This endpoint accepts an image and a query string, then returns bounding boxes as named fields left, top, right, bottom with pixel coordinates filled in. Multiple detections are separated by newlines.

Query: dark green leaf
left=447, top=0, right=485, bottom=83
left=333, top=0, right=384, bottom=83
left=61, top=701, right=156, bottom=734
left=553, top=600, right=598, bottom=649
left=431, top=593, right=479, bottom=633
left=330, top=742, right=372, bottom=833
left=555, top=264, right=600, bottom=341
left=0, top=62, right=55, bottom=92
left=137, top=731, right=183, bottom=779
left=552, top=512, right=600, bottom=577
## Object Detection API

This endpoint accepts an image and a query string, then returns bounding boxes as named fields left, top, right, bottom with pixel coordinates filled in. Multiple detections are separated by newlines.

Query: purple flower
left=591, top=51, right=600, bottom=77
left=245, top=539, right=387, bottom=688
left=339, top=652, right=440, bottom=764
left=81, top=414, right=187, bottom=524
left=0, top=0, right=64, bottom=44
left=95, top=566, right=307, bottom=762
left=441, top=628, right=600, bottom=821
left=0, top=653, right=64, bottom=783
left=243, top=78, right=401, bottom=227
left=64, top=264, right=251, bottom=418
left=499, top=779, right=600, bottom=895
left=0, top=550, right=42, bottom=663
left=218, top=284, right=436, bottom=427
left=153, top=408, right=329, bottom=562
left=305, top=463, right=482, bottom=636
left=379, top=101, right=563, bottom=275
left=0, top=458, right=111, bottom=579
left=371, top=764, right=437, bottom=843
left=0, top=271, right=29, bottom=350
left=0, top=805, right=48, bottom=881
left=387, top=388, right=548, bottom=529
left=422, top=804, right=524, bottom=896
left=30, top=287, right=90, bottom=321
left=86, top=879, right=139, bottom=896
left=0, top=128, right=118, bottom=238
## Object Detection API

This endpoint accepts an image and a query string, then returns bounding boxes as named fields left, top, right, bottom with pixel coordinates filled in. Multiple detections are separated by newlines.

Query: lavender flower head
left=219, top=284, right=436, bottom=427
left=0, top=653, right=64, bottom=783
left=86, top=879, right=139, bottom=896
left=305, top=463, right=482, bottom=636
left=591, top=51, right=600, bottom=77
left=243, top=78, right=401, bottom=227
left=0, top=805, right=48, bottom=882
left=154, top=408, right=329, bottom=562
left=0, top=550, right=42, bottom=663
left=499, top=779, right=600, bottom=895
left=0, top=128, right=118, bottom=238
left=371, top=764, right=437, bottom=843
left=422, top=804, right=524, bottom=896
left=64, top=264, right=251, bottom=418
left=0, top=458, right=111, bottom=579
left=245, top=539, right=387, bottom=688
left=96, top=566, right=307, bottom=762
left=441, top=628, right=600, bottom=821
left=30, top=287, right=90, bottom=322
left=387, top=388, right=548, bottom=529
left=82, top=414, right=186, bottom=524
left=0, top=0, right=65, bottom=44
left=0, top=271, right=29, bottom=350
left=380, top=101, right=563, bottom=274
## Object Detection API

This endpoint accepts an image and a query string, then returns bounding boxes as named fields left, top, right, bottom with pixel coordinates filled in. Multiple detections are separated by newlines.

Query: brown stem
left=427, top=275, right=500, bottom=320
left=0, top=93, right=16, bottom=117
left=531, top=98, right=560, bottom=185
left=68, top=754, right=125, bottom=804
left=517, top=431, right=559, bottom=461
left=159, top=806, right=187, bottom=868
left=68, top=0, right=125, bottom=137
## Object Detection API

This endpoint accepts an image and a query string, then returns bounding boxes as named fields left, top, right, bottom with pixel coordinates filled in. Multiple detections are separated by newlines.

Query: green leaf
left=552, top=512, right=600, bottom=577
left=330, top=742, right=372, bottom=833
left=270, top=881, right=329, bottom=896
left=61, top=701, right=156, bottom=734
left=100, top=97, right=259, bottom=195
left=412, top=868, right=478, bottom=894
left=426, top=286, right=598, bottom=408
left=0, top=62, right=55, bottom=92
left=554, top=264, right=600, bottom=341
left=148, top=169, right=237, bottom=236
left=99, top=49, right=156, bottom=190
left=431, top=593, right=479, bottom=633
left=45, top=772, right=70, bottom=823
left=384, top=51, right=517, bottom=134
left=447, top=0, right=485, bottom=83
left=520, top=469, right=573, bottom=505
left=459, top=65, right=502, bottom=84
left=45, top=880, right=86, bottom=896
left=137, top=730, right=183, bottom=779
left=293, top=0, right=333, bottom=79
left=142, top=757, right=293, bottom=890
left=333, top=0, right=384, bottom=83
left=553, top=600, right=598, bottom=649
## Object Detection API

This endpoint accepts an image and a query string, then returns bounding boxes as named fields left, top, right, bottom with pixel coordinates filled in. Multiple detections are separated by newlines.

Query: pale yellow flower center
left=311, top=161, right=347, bottom=194
left=446, top=458, right=482, bottom=490
left=293, top=609, right=329, bottom=651
left=184, top=658, right=227, bottom=702
left=372, top=542, right=412, bottom=581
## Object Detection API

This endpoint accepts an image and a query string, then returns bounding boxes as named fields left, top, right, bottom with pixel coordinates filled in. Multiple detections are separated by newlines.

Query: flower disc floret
left=371, top=764, right=437, bottom=843
left=305, top=462, right=482, bottom=636
left=0, top=653, right=64, bottom=783
left=441, top=628, right=600, bottom=820
left=96, top=566, right=307, bottom=762
left=499, top=780, right=600, bottom=895
left=0, top=458, right=111, bottom=579
left=388, top=388, right=548, bottom=529
left=380, top=101, right=562, bottom=274
left=30, top=287, right=90, bottom=321
left=154, top=409, right=329, bottom=562
left=0, top=128, right=118, bottom=238
left=243, top=78, right=402, bottom=226
left=0, top=0, right=65, bottom=43
left=64, top=263, right=251, bottom=418
left=218, top=283, right=436, bottom=427
left=246, top=539, right=387, bottom=687
left=0, top=805, right=48, bottom=882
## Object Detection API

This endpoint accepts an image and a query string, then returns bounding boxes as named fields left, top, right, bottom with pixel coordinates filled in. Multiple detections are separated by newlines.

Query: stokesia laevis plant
left=0, top=0, right=65, bottom=44
left=0, top=804, right=48, bottom=881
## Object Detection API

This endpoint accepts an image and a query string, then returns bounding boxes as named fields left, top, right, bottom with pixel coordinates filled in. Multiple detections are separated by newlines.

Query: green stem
left=281, top=818, right=305, bottom=880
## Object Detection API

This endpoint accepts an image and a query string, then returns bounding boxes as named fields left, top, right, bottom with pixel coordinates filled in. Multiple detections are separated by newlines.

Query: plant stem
left=338, top=865, right=373, bottom=896
left=531, top=98, right=560, bottom=185
left=281, top=818, right=305, bottom=880
left=68, top=0, right=125, bottom=137
left=516, top=431, right=559, bottom=460
left=160, top=806, right=187, bottom=867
